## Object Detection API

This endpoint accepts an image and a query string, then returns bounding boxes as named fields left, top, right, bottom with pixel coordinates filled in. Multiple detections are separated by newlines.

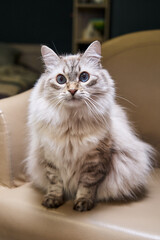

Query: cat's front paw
left=42, top=195, right=64, bottom=209
left=73, top=198, right=94, bottom=212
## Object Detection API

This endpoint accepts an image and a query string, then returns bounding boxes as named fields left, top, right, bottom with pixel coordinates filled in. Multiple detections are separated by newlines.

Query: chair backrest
left=0, top=90, right=31, bottom=187
left=0, top=31, right=159, bottom=188
left=102, top=30, right=160, bottom=162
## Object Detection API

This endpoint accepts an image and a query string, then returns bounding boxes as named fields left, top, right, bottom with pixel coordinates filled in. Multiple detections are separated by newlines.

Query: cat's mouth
left=69, top=97, right=78, bottom=101
left=68, top=98, right=80, bottom=103
left=67, top=95, right=81, bottom=101
left=65, top=95, right=83, bottom=107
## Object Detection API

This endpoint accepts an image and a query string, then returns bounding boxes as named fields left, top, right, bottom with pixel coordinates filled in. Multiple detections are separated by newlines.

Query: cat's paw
left=42, top=195, right=64, bottom=208
left=73, top=198, right=94, bottom=212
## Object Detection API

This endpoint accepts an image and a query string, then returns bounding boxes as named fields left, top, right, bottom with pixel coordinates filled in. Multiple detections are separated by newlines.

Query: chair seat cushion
left=0, top=169, right=160, bottom=240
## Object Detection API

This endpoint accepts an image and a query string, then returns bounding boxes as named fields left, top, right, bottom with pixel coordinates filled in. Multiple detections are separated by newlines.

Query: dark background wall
left=0, top=0, right=159, bottom=53
left=110, top=0, right=160, bottom=38
left=0, top=0, right=73, bottom=54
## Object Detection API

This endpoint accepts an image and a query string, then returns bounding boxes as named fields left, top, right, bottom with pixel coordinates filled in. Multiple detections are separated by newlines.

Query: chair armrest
left=0, top=90, right=31, bottom=187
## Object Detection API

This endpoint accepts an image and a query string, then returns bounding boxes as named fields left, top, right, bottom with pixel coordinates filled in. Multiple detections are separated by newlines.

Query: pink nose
left=68, top=89, right=77, bottom=96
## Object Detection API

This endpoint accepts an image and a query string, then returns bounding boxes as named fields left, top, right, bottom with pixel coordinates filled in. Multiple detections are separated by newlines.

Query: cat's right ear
left=82, top=41, right=102, bottom=66
left=41, top=45, right=60, bottom=68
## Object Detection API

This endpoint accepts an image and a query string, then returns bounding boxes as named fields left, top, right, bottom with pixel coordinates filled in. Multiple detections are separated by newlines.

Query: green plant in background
left=91, top=18, right=104, bottom=35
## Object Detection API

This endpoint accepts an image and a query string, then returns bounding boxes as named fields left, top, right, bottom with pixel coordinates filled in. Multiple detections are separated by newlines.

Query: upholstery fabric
left=0, top=169, right=160, bottom=240
left=0, top=110, right=12, bottom=187
left=0, top=90, right=30, bottom=187
left=102, top=30, right=160, bottom=157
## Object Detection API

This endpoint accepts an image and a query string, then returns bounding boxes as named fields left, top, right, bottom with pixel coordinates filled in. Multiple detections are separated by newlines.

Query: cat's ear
left=83, top=41, right=101, bottom=63
left=41, top=45, right=60, bottom=68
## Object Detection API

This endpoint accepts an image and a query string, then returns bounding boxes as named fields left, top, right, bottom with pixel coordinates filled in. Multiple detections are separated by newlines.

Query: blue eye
left=56, top=74, right=67, bottom=84
left=79, top=72, right=90, bottom=82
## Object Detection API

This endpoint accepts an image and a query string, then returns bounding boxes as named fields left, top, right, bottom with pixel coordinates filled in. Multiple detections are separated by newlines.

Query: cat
left=26, top=41, right=154, bottom=211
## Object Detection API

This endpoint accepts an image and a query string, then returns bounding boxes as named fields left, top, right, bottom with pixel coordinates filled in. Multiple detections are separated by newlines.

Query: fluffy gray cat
left=26, top=41, right=153, bottom=211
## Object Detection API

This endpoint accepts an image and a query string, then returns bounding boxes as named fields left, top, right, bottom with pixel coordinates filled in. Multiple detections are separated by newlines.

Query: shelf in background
left=76, top=37, right=103, bottom=44
left=76, top=3, right=107, bottom=9
left=72, top=0, right=110, bottom=53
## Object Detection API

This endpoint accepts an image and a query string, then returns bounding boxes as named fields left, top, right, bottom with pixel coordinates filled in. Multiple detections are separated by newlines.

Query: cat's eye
left=79, top=72, right=90, bottom=82
left=56, top=74, right=67, bottom=84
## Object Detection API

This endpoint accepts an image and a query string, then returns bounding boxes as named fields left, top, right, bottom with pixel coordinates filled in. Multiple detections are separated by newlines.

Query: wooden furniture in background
left=72, top=0, right=110, bottom=53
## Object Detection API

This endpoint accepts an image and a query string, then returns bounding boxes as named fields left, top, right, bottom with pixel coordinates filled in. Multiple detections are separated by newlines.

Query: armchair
left=0, top=30, right=160, bottom=240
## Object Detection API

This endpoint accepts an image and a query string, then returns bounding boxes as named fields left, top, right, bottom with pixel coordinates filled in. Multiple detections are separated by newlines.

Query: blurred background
left=0, top=0, right=160, bottom=53
left=0, top=0, right=160, bottom=98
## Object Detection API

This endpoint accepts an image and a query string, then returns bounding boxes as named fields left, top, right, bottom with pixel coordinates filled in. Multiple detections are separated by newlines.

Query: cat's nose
left=68, top=89, right=77, bottom=96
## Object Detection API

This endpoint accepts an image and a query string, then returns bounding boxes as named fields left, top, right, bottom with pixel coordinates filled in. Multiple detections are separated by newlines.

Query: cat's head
left=39, top=41, right=114, bottom=111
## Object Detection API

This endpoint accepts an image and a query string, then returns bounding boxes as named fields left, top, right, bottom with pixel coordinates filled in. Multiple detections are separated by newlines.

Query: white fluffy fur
left=26, top=41, right=153, bottom=202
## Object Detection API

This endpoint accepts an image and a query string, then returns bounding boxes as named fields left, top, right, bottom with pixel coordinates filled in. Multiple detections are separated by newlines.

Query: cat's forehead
left=62, top=54, right=81, bottom=72
left=55, top=53, right=93, bottom=81
left=58, top=54, right=83, bottom=81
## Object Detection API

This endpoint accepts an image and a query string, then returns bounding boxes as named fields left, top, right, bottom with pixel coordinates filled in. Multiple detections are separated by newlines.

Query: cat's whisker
left=91, top=90, right=107, bottom=96
left=52, top=98, right=64, bottom=109
left=83, top=100, right=100, bottom=123
left=87, top=96, right=110, bottom=115
left=83, top=98, right=98, bottom=119
left=85, top=97, right=109, bottom=128
left=116, top=95, right=137, bottom=107
left=86, top=97, right=107, bottom=119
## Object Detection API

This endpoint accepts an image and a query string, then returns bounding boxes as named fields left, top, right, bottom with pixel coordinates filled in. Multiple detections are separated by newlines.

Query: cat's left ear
left=41, top=45, right=60, bottom=69
left=82, top=41, right=102, bottom=63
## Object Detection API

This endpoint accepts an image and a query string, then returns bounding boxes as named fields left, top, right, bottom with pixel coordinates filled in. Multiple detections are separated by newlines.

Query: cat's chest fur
left=39, top=117, right=107, bottom=167
left=38, top=117, right=107, bottom=196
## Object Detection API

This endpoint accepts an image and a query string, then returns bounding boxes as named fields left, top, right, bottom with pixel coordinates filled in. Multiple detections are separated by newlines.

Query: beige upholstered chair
left=0, top=30, right=160, bottom=240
